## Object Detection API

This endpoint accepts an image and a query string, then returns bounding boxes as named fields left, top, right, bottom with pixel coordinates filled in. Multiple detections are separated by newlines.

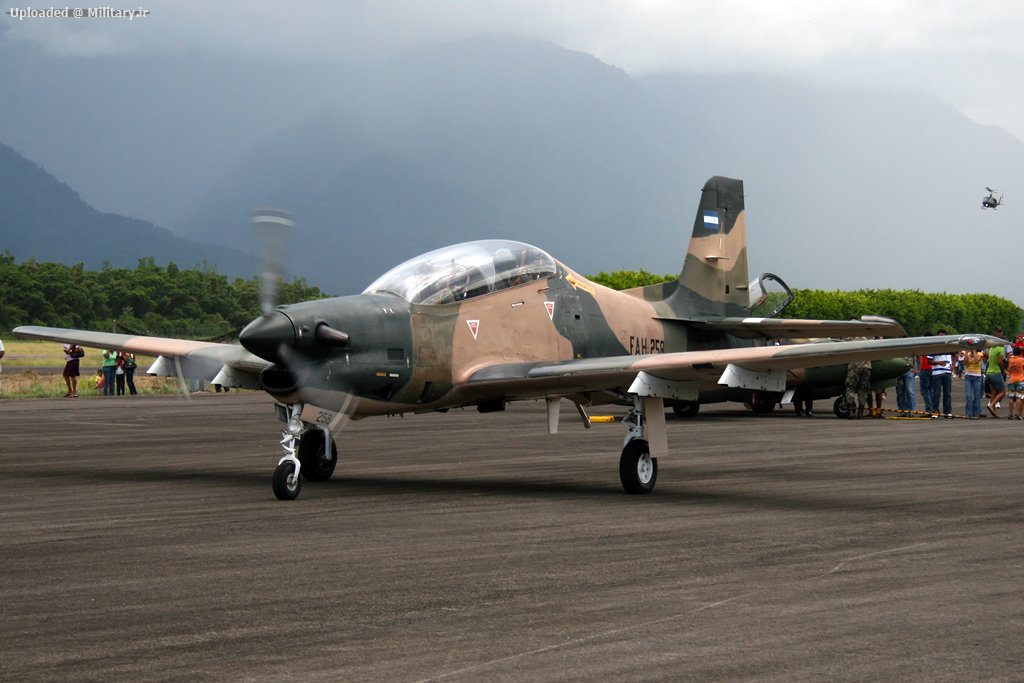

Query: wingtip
left=958, top=334, right=1003, bottom=349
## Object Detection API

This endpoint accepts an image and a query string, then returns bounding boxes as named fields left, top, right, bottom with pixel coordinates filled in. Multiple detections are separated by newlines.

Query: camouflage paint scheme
left=15, top=177, right=996, bottom=418
left=14, top=176, right=1004, bottom=497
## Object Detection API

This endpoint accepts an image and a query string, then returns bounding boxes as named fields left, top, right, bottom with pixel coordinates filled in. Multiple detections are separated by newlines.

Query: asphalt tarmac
left=2, top=387, right=1022, bottom=681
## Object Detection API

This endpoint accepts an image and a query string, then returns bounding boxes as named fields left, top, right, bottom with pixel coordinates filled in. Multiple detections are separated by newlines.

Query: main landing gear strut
left=272, top=404, right=339, bottom=501
left=618, top=394, right=666, bottom=494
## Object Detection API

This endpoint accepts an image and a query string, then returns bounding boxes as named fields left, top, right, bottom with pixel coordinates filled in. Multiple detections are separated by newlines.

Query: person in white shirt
left=929, top=329, right=954, bottom=418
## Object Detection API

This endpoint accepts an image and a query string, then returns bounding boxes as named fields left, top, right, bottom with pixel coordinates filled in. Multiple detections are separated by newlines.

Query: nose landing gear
left=272, top=431, right=302, bottom=500
left=271, top=404, right=340, bottom=500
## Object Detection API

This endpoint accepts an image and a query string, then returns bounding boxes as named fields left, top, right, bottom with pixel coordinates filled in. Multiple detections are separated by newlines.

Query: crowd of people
left=840, top=326, right=1023, bottom=420
left=0, top=340, right=238, bottom=397
left=61, top=345, right=230, bottom=396
left=95, top=348, right=139, bottom=397
left=61, top=345, right=139, bottom=397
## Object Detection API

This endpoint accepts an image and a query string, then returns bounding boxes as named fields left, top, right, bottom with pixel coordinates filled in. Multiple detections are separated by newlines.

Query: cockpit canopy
left=364, top=239, right=558, bottom=304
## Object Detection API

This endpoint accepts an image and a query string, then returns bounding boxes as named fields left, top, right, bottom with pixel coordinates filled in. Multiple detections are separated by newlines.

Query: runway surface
left=2, top=389, right=1022, bottom=681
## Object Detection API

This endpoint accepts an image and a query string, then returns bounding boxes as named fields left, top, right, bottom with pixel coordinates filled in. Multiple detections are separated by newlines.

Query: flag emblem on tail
left=703, top=211, right=720, bottom=231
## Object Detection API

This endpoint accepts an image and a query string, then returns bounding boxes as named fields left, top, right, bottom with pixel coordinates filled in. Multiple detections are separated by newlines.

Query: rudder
left=664, top=176, right=749, bottom=318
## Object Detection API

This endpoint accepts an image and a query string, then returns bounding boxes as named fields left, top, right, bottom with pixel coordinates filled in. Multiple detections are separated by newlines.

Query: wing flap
left=658, top=315, right=907, bottom=340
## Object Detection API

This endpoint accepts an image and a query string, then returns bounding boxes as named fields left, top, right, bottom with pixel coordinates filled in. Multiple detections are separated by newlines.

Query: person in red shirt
left=918, top=346, right=934, bottom=415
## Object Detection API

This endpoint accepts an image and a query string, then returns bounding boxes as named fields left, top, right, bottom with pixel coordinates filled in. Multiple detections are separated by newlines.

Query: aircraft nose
left=239, top=310, right=295, bottom=363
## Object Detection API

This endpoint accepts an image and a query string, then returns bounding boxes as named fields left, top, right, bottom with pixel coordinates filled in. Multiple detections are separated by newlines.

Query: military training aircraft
left=981, top=187, right=1004, bottom=210
left=14, top=177, right=1002, bottom=500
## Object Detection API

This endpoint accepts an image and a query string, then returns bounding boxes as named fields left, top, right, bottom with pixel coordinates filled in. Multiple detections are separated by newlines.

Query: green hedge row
left=589, top=270, right=1019, bottom=337
left=783, top=289, right=1019, bottom=337
left=3, top=258, right=1017, bottom=340
left=0, top=253, right=325, bottom=339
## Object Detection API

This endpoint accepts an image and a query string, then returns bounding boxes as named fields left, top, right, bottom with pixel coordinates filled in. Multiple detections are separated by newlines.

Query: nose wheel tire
left=619, top=439, right=657, bottom=494
left=272, top=460, right=302, bottom=500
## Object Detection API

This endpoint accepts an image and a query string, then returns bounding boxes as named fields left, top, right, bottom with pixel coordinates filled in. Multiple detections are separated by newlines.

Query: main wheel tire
left=749, top=392, right=779, bottom=414
left=619, top=439, right=657, bottom=494
left=297, top=429, right=338, bottom=481
left=671, top=401, right=700, bottom=418
left=833, top=396, right=851, bottom=419
left=272, top=460, right=302, bottom=500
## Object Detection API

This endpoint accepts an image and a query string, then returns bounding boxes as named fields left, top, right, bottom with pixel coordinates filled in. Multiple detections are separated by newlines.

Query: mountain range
left=1, top=35, right=1020, bottom=299
left=0, top=142, right=253, bottom=276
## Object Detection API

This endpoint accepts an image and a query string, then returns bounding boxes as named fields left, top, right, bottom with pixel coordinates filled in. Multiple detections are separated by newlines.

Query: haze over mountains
left=1, top=35, right=1020, bottom=299
left=0, top=142, right=253, bottom=275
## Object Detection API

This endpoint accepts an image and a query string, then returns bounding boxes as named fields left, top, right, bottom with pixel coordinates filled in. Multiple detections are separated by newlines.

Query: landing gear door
left=748, top=273, right=794, bottom=319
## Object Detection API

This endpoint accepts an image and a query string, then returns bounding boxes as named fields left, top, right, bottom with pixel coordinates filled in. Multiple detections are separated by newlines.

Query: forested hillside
left=5, top=37, right=1021, bottom=300
left=0, top=254, right=324, bottom=338
left=0, top=142, right=254, bottom=279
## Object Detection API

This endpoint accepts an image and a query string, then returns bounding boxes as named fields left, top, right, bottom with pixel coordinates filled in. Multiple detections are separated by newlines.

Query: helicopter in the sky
left=981, top=187, right=1004, bottom=210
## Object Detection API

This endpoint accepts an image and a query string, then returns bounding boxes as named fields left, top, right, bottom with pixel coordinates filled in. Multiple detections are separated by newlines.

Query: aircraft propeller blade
left=172, top=355, right=192, bottom=400
left=250, top=208, right=295, bottom=317
left=277, top=341, right=358, bottom=433
left=246, top=206, right=357, bottom=433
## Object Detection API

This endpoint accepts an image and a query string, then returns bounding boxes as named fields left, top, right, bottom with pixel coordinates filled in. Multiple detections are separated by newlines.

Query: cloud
left=4, top=0, right=1023, bottom=139
left=2, top=0, right=1017, bottom=64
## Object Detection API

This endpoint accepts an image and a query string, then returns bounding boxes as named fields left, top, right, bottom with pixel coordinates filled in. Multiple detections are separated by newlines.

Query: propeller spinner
left=239, top=310, right=295, bottom=364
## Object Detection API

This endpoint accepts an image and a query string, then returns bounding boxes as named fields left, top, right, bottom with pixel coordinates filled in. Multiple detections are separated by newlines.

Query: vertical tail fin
left=651, top=176, right=749, bottom=318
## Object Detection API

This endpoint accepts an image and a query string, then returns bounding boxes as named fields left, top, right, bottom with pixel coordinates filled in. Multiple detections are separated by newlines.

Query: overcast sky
left=5, top=0, right=1024, bottom=142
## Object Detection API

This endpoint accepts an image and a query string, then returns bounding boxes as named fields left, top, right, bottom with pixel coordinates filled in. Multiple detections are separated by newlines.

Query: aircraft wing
left=11, top=325, right=270, bottom=389
left=665, top=315, right=907, bottom=339
left=467, top=334, right=1001, bottom=399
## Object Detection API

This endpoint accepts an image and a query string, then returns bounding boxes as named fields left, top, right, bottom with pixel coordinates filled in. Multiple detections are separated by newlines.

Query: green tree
left=585, top=270, right=1021, bottom=337
left=783, top=289, right=1020, bottom=337
left=589, top=269, right=675, bottom=290
left=0, top=256, right=329, bottom=338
